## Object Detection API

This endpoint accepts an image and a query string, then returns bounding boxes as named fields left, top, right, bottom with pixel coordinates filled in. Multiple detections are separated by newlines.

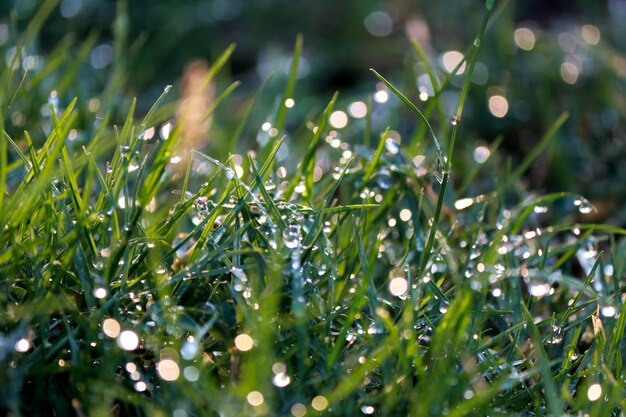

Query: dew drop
left=528, top=282, right=551, bottom=298
left=587, top=383, right=602, bottom=401
left=283, top=224, right=302, bottom=249
left=117, top=330, right=139, bottom=351
left=385, top=138, right=399, bottom=154
left=389, top=277, right=408, bottom=297
left=93, top=287, right=107, bottom=299
left=181, top=341, right=199, bottom=360
left=291, top=403, right=307, bottom=417
left=574, top=198, right=594, bottom=214
left=15, top=338, right=30, bottom=353
left=600, top=305, right=616, bottom=318
left=273, top=372, right=291, bottom=387
left=549, top=325, right=564, bottom=344
left=102, top=318, right=121, bottom=338
left=234, top=333, right=254, bottom=351
left=375, top=169, right=393, bottom=189
left=247, top=391, right=264, bottom=406
left=183, top=366, right=200, bottom=381
left=311, top=396, right=329, bottom=411
left=157, top=359, right=180, bottom=381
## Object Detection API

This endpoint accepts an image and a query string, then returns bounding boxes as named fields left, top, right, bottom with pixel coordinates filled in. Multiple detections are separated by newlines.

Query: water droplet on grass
left=574, top=198, right=594, bottom=214
left=385, top=138, right=399, bottom=154
left=181, top=341, right=199, bottom=360
left=157, top=359, right=180, bottom=381
left=283, top=224, right=301, bottom=249
left=549, top=325, right=564, bottom=344
left=361, top=405, right=375, bottom=414
left=93, top=287, right=107, bottom=299
left=183, top=366, right=200, bottom=381
left=389, top=277, right=408, bottom=297
left=528, top=282, right=551, bottom=298
left=376, top=170, right=393, bottom=189
left=273, top=372, right=291, bottom=387
left=587, top=383, right=602, bottom=401
left=15, top=338, right=30, bottom=352
left=600, top=305, right=616, bottom=318
left=117, top=330, right=139, bottom=351
left=246, top=391, right=264, bottom=406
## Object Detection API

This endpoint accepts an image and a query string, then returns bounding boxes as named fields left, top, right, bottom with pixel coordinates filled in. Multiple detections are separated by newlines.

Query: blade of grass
left=274, top=34, right=302, bottom=133
left=283, top=92, right=338, bottom=201
left=505, top=112, right=569, bottom=188
left=521, top=303, right=563, bottom=416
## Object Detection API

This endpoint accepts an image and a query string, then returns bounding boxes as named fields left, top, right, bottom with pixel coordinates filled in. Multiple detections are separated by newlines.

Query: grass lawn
left=1, top=1, right=626, bottom=416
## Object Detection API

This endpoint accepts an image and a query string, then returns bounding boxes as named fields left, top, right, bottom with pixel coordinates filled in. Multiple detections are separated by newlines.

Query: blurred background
left=1, top=0, right=625, bottom=223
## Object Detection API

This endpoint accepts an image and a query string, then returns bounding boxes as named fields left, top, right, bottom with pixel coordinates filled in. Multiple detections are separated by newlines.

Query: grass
left=2, top=1, right=626, bottom=416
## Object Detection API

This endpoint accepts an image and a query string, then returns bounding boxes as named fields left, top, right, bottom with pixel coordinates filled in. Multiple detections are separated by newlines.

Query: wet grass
left=2, top=1, right=626, bottom=416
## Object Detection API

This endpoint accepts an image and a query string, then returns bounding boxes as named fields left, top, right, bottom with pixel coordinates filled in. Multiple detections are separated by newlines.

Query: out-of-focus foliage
left=1, top=0, right=624, bottom=221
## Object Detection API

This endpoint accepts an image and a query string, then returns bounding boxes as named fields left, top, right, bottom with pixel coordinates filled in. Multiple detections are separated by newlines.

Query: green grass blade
left=274, top=34, right=302, bottom=133
left=521, top=303, right=563, bottom=416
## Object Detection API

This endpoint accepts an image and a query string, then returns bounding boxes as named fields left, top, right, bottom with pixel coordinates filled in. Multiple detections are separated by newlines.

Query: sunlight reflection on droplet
left=560, top=62, right=579, bottom=84
left=93, top=287, right=107, bottom=299
left=261, top=122, right=271, bottom=131
left=329, top=111, right=348, bottom=129
left=374, top=90, right=389, bottom=103
left=285, top=98, right=295, bottom=108
left=173, top=410, right=188, bottom=417
left=157, top=359, right=180, bottom=381
left=273, top=372, right=291, bottom=387
left=601, top=305, right=616, bottom=318
left=348, top=101, right=367, bottom=118
left=88, top=98, right=100, bottom=112
left=587, top=383, right=602, bottom=401
left=160, top=121, right=173, bottom=140
left=102, top=318, right=121, bottom=338
left=272, top=362, right=287, bottom=374
left=441, top=50, right=466, bottom=74
left=142, top=127, right=155, bottom=140
left=313, top=166, right=323, bottom=182
left=581, top=24, right=600, bottom=45
left=399, top=209, right=412, bottom=222
left=15, top=338, right=30, bottom=352
left=234, top=333, right=254, bottom=351
left=514, top=27, right=536, bottom=51
left=134, top=381, right=147, bottom=392
left=291, top=403, right=307, bottom=417
left=311, top=396, right=328, bottom=411
left=389, top=277, right=408, bottom=297
left=117, top=330, right=139, bottom=351
left=364, top=11, right=393, bottom=37
left=184, top=366, right=200, bottom=382
left=488, top=95, right=509, bottom=118
left=247, top=391, right=264, bottom=406
left=454, top=198, right=474, bottom=210
left=473, top=145, right=490, bottom=163
left=529, top=283, right=550, bottom=298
